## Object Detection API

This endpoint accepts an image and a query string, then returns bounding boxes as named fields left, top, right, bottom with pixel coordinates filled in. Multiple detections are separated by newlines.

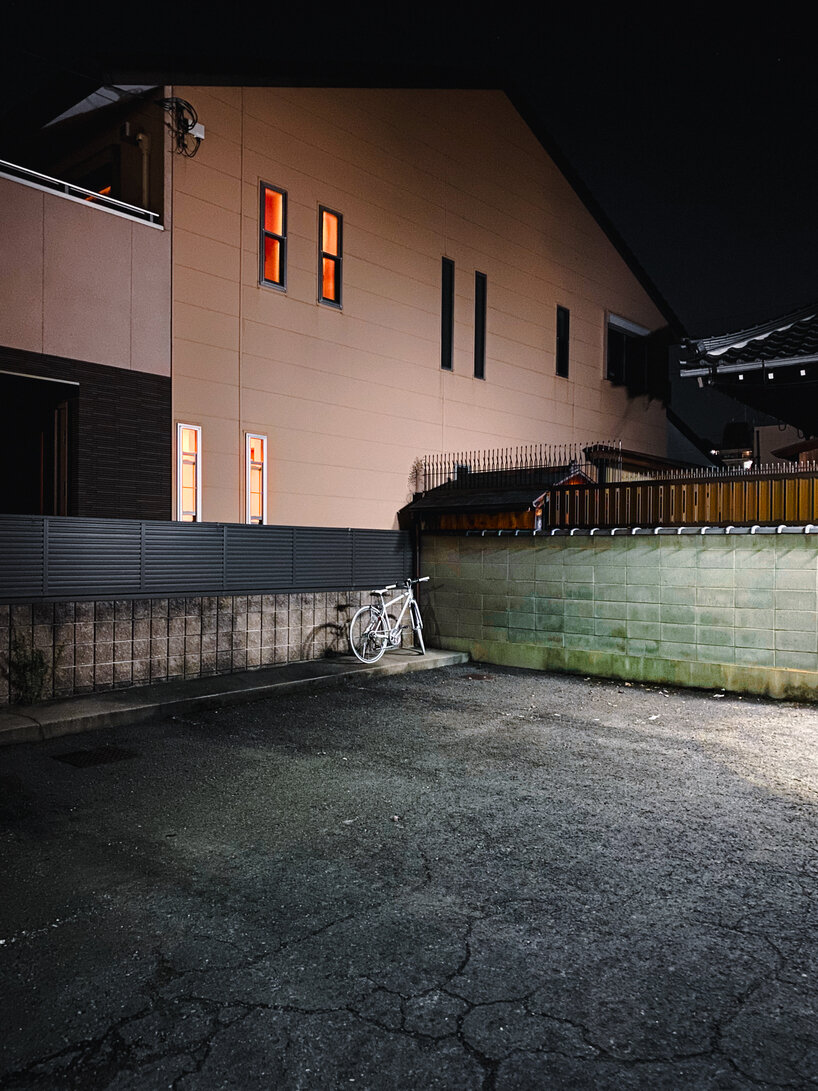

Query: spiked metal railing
left=416, top=441, right=623, bottom=492
left=414, top=442, right=818, bottom=528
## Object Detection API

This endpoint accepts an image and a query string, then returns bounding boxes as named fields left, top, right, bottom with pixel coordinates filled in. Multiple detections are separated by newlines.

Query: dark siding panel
left=0, top=345, right=171, bottom=521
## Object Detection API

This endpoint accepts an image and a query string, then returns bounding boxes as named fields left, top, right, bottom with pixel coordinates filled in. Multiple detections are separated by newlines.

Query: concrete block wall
left=0, top=591, right=380, bottom=705
left=422, top=533, right=818, bottom=700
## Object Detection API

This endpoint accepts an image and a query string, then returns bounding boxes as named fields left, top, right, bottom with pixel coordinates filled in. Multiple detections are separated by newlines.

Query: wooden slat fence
left=545, top=471, right=818, bottom=529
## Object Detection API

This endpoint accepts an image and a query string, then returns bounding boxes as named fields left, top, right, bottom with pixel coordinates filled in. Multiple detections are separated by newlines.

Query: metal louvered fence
left=0, top=516, right=412, bottom=603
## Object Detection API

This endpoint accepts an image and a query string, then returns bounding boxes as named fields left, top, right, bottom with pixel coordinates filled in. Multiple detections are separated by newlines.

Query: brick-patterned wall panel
left=0, top=590, right=371, bottom=704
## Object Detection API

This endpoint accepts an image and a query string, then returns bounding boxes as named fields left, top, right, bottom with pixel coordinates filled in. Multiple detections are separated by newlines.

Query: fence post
left=140, top=521, right=146, bottom=596
left=43, top=517, right=49, bottom=598
left=222, top=525, right=228, bottom=592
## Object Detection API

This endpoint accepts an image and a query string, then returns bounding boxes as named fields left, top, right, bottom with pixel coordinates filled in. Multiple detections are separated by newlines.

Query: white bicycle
left=349, top=577, right=429, bottom=663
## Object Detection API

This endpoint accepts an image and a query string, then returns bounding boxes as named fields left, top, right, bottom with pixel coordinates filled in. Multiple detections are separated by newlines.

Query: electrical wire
left=158, top=97, right=202, bottom=157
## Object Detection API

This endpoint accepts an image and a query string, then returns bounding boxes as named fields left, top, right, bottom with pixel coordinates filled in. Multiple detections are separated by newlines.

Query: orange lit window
left=260, top=183, right=287, bottom=289
left=246, top=433, right=267, bottom=525
left=84, top=185, right=112, bottom=204
left=318, top=206, right=342, bottom=307
left=177, top=423, right=201, bottom=522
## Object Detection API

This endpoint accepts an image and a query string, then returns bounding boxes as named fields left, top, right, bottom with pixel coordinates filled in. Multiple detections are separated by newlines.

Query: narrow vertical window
left=474, top=271, right=487, bottom=379
left=177, top=424, right=201, bottom=522
left=318, top=206, right=342, bottom=306
left=556, top=305, right=570, bottom=378
left=260, top=183, right=287, bottom=289
left=441, top=257, right=454, bottom=370
left=246, top=433, right=267, bottom=525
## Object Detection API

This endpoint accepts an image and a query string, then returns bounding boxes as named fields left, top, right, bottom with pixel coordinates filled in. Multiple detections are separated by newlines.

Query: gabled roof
left=2, top=39, right=682, bottom=339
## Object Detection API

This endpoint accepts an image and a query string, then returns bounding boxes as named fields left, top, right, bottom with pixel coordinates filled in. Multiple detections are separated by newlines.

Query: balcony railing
left=0, top=159, right=160, bottom=226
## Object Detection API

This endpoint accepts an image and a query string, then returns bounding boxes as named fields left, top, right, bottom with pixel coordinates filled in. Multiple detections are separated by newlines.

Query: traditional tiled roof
left=680, top=303, right=818, bottom=374
left=678, top=302, right=818, bottom=436
left=403, top=474, right=569, bottom=515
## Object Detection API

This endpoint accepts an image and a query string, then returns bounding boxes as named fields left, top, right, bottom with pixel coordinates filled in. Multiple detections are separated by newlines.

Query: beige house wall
left=171, top=88, right=667, bottom=530
left=0, top=176, right=172, bottom=377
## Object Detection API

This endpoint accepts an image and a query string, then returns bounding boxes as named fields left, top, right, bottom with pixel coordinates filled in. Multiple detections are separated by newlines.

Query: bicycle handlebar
left=369, top=576, right=430, bottom=595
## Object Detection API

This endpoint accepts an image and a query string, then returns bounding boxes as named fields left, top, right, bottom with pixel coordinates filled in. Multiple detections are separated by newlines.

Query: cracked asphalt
left=2, top=662, right=818, bottom=1089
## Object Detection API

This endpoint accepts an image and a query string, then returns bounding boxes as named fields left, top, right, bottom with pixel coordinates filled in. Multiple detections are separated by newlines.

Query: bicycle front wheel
left=411, top=600, right=426, bottom=655
left=349, top=606, right=388, bottom=663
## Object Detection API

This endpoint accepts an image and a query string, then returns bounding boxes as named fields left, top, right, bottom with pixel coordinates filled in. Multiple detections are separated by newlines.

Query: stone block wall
left=0, top=591, right=379, bottom=705
left=422, top=533, right=818, bottom=700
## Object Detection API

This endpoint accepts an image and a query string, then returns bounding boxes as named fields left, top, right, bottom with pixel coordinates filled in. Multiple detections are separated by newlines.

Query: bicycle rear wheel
left=349, top=605, right=388, bottom=663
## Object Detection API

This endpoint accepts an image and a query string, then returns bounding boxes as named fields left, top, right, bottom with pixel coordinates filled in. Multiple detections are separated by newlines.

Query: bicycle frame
left=374, top=585, right=416, bottom=643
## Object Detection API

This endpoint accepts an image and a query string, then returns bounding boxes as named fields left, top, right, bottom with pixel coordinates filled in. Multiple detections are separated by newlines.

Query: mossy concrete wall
left=421, top=533, right=818, bottom=700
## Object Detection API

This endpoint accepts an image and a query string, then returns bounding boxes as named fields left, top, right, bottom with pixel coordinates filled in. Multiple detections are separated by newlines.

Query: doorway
left=0, top=371, right=76, bottom=516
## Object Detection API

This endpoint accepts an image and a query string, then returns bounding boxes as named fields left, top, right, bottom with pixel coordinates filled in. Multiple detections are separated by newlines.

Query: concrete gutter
left=0, top=648, right=468, bottom=747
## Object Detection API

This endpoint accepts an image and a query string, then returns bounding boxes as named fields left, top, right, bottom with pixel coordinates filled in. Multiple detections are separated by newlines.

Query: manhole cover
left=466, top=673, right=495, bottom=681
left=53, top=746, right=139, bottom=768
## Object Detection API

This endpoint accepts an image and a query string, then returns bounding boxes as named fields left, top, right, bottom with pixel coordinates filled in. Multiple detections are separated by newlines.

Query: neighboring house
left=1, top=85, right=676, bottom=531
left=679, top=302, right=818, bottom=439
left=398, top=442, right=694, bottom=533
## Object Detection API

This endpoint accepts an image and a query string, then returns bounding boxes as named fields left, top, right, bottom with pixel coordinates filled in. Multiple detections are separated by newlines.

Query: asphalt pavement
left=0, top=649, right=466, bottom=746
left=2, top=663, right=818, bottom=1089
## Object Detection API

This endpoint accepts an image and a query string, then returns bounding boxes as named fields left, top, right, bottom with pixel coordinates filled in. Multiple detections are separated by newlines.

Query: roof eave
left=681, top=351, right=818, bottom=379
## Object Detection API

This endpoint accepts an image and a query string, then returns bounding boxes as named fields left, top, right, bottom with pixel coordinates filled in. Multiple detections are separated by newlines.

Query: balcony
left=0, top=158, right=160, bottom=227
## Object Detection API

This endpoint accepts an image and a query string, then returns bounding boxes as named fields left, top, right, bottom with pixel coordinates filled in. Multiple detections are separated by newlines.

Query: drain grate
left=53, top=746, right=139, bottom=768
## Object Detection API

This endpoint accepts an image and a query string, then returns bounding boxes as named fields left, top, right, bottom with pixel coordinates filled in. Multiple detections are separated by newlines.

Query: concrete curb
left=0, top=649, right=469, bottom=747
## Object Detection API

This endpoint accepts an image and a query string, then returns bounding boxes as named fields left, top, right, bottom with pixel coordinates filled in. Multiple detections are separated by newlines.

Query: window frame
left=441, top=257, right=454, bottom=371
left=318, top=205, right=343, bottom=307
left=556, top=304, right=570, bottom=379
left=474, top=271, right=487, bottom=380
left=176, top=423, right=202, bottom=523
left=245, top=432, right=268, bottom=525
left=605, top=313, right=651, bottom=385
left=259, top=182, right=288, bottom=291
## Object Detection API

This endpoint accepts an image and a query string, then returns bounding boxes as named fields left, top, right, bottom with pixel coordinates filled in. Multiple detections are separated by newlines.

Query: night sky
left=521, top=12, right=818, bottom=338
left=6, top=7, right=818, bottom=340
